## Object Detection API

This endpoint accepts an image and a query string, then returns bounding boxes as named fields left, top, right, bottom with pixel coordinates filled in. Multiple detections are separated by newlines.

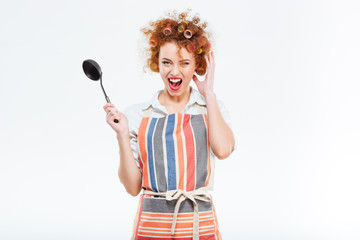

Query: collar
left=141, top=86, right=206, bottom=111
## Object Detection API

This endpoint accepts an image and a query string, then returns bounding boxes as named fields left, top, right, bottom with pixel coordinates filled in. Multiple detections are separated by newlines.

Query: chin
left=167, top=85, right=190, bottom=96
left=167, top=88, right=182, bottom=96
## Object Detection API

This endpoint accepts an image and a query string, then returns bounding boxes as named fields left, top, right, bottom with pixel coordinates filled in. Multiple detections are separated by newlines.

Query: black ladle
left=82, top=59, right=118, bottom=123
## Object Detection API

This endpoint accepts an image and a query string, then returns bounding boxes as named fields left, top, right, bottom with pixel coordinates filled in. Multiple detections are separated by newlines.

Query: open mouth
left=168, top=78, right=183, bottom=91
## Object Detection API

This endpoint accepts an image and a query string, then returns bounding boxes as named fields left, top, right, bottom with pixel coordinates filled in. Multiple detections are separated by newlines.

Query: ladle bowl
left=82, top=59, right=102, bottom=80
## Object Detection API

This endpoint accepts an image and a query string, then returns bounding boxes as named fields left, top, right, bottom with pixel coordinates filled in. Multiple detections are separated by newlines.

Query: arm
left=205, top=92, right=235, bottom=159
left=116, top=133, right=142, bottom=196
left=192, top=52, right=235, bottom=159
left=104, top=103, right=142, bottom=196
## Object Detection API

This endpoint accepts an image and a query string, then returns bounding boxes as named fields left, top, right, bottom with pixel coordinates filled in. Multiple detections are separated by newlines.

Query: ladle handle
left=105, top=96, right=119, bottom=123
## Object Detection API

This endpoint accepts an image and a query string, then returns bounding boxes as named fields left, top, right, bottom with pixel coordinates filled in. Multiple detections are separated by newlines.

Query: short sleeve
left=217, top=99, right=232, bottom=130
left=216, top=99, right=237, bottom=152
left=123, top=104, right=143, bottom=169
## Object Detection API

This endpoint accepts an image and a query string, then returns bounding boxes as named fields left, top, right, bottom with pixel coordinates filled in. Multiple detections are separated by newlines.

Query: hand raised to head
left=192, top=51, right=215, bottom=98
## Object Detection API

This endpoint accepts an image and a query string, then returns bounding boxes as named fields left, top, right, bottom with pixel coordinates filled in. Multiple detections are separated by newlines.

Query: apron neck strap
left=196, top=104, right=207, bottom=114
left=143, top=106, right=153, bottom=118
left=143, top=104, right=206, bottom=117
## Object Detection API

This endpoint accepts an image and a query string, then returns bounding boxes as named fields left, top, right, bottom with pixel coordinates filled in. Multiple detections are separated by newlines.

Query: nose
left=170, top=64, right=181, bottom=77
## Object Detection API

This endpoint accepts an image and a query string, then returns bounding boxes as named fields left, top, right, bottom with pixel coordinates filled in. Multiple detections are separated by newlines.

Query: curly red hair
left=141, top=10, right=212, bottom=76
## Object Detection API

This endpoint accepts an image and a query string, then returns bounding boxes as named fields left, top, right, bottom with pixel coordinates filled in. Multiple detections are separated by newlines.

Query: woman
left=103, top=11, right=235, bottom=240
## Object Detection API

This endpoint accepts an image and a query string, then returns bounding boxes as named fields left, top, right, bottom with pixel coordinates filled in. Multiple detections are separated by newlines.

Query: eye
left=162, top=61, right=171, bottom=65
left=181, top=62, right=190, bottom=66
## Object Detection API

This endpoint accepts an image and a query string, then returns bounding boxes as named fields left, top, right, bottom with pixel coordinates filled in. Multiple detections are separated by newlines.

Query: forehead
left=159, top=42, right=195, bottom=60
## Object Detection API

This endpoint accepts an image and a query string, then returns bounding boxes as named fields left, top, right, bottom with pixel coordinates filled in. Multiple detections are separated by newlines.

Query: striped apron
left=131, top=105, right=222, bottom=240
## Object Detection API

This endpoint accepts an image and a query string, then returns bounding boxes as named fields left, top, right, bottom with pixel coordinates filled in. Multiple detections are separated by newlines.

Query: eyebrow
left=161, top=58, right=191, bottom=62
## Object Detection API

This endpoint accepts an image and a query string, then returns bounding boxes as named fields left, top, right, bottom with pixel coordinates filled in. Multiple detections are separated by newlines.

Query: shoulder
left=123, top=100, right=148, bottom=121
left=214, top=97, right=232, bottom=128
left=215, top=98, right=226, bottom=109
left=124, top=89, right=162, bottom=118
left=123, top=102, right=148, bottom=135
left=123, top=102, right=145, bottom=119
left=191, top=87, right=227, bottom=109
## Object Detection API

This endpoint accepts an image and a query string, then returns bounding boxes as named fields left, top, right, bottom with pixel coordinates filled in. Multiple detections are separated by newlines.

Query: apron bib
left=131, top=106, right=222, bottom=240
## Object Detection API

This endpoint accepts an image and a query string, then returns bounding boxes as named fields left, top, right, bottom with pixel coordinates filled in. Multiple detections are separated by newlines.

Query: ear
left=195, top=61, right=200, bottom=71
left=196, top=67, right=206, bottom=76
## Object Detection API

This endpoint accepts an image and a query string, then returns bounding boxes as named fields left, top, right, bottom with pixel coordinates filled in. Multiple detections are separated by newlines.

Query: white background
left=1, top=0, right=359, bottom=239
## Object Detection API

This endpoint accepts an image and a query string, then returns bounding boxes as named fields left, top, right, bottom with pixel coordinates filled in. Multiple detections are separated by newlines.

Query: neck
left=159, top=86, right=191, bottom=112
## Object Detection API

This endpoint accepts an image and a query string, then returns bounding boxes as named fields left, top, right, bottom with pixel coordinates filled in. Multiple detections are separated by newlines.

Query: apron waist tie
left=143, top=187, right=211, bottom=240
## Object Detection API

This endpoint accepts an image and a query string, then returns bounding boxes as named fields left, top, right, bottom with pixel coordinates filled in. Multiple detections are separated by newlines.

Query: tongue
left=169, top=80, right=182, bottom=90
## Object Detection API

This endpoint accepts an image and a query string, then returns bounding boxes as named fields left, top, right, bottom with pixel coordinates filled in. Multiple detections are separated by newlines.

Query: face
left=158, top=41, right=196, bottom=97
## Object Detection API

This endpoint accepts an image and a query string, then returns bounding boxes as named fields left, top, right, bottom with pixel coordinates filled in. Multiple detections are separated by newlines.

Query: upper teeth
left=169, top=78, right=181, bottom=83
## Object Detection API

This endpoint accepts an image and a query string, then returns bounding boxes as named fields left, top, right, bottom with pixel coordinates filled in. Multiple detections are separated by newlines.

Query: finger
left=210, top=52, right=215, bottom=67
left=208, top=52, right=212, bottom=64
left=207, top=52, right=214, bottom=66
left=206, top=56, right=214, bottom=73
left=106, top=111, right=113, bottom=117
left=105, top=107, right=112, bottom=114
left=107, top=111, right=121, bottom=121
left=206, top=57, right=212, bottom=73
left=207, top=53, right=215, bottom=72
left=192, top=74, right=201, bottom=85
left=108, top=109, right=123, bottom=117
left=205, top=54, right=209, bottom=67
left=108, top=108, right=119, bottom=115
left=103, top=103, right=114, bottom=111
left=103, top=103, right=113, bottom=108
